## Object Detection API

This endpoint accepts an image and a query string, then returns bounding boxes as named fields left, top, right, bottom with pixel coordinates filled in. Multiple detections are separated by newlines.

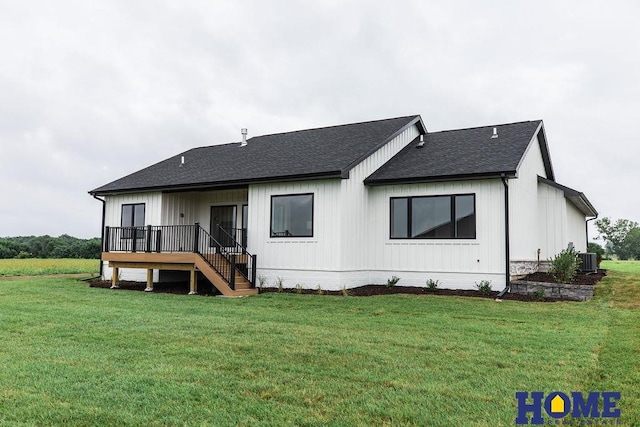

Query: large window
left=121, top=203, right=145, bottom=228
left=270, top=193, right=314, bottom=238
left=390, top=194, right=476, bottom=239
left=121, top=203, right=145, bottom=239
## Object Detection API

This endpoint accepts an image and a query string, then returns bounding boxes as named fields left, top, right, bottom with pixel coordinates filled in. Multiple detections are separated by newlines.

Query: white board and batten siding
left=339, top=125, right=421, bottom=272
left=508, top=126, right=548, bottom=263
left=249, top=124, right=421, bottom=290
left=161, top=192, right=199, bottom=226
left=566, top=199, right=587, bottom=253
left=102, top=192, right=163, bottom=281
left=162, top=189, right=248, bottom=231
left=248, top=179, right=343, bottom=288
left=366, top=179, right=507, bottom=290
left=537, top=182, right=567, bottom=260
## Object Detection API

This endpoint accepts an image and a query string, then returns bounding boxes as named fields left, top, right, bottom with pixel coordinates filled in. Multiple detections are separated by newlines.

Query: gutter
left=497, top=176, right=510, bottom=299
left=92, top=194, right=106, bottom=278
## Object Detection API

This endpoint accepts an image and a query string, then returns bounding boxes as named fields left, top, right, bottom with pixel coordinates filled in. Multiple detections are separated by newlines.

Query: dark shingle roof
left=364, top=120, right=551, bottom=185
left=90, top=115, right=424, bottom=195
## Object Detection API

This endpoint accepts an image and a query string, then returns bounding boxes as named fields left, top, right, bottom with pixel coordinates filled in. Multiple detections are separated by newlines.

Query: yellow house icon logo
left=550, top=394, right=565, bottom=414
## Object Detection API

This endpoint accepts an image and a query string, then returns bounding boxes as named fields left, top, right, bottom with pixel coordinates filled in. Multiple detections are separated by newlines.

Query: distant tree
left=0, top=235, right=101, bottom=259
left=587, top=242, right=605, bottom=265
left=621, top=228, right=640, bottom=260
left=594, top=217, right=639, bottom=260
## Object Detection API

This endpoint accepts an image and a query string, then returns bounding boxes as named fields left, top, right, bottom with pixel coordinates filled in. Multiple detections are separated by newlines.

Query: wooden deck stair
left=104, top=252, right=258, bottom=297
left=193, top=255, right=257, bottom=296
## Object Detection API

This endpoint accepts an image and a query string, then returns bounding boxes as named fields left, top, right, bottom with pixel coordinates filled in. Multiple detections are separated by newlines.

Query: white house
left=89, top=115, right=597, bottom=296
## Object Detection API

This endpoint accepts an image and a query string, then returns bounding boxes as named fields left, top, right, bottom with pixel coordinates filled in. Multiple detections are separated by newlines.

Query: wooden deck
left=103, top=252, right=257, bottom=296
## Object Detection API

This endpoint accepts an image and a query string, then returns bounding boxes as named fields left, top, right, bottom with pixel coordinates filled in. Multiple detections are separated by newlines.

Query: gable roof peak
left=428, top=119, right=542, bottom=135
left=248, top=114, right=423, bottom=140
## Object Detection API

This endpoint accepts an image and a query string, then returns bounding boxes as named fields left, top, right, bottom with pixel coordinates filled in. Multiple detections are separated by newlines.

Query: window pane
left=411, top=196, right=451, bottom=238
left=121, top=205, right=133, bottom=227
left=271, top=194, right=313, bottom=237
left=455, top=195, right=475, bottom=238
left=133, top=204, right=145, bottom=227
left=242, top=205, right=248, bottom=230
left=390, top=198, right=408, bottom=238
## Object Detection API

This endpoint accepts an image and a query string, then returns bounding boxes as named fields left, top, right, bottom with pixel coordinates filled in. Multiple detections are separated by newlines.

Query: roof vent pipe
left=180, top=156, right=185, bottom=165
left=491, top=127, right=498, bottom=139
left=240, top=128, right=248, bottom=147
left=416, top=134, right=425, bottom=148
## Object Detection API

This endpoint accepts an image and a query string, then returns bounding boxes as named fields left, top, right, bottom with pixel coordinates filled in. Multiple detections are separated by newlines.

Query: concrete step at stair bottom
left=229, top=288, right=259, bottom=296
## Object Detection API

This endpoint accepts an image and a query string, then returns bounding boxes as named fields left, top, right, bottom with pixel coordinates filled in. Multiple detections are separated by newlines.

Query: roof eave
left=364, top=171, right=517, bottom=186
left=536, top=122, right=555, bottom=180
left=89, top=171, right=344, bottom=196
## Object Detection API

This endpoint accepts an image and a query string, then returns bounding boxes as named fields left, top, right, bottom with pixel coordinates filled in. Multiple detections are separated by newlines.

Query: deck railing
left=103, top=223, right=256, bottom=289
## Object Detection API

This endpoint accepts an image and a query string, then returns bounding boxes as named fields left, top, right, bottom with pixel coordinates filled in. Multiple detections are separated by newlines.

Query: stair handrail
left=194, top=224, right=236, bottom=290
left=215, top=225, right=256, bottom=286
left=216, top=225, right=252, bottom=256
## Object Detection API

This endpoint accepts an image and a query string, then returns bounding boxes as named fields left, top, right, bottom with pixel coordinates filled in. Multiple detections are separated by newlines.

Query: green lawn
left=0, top=258, right=98, bottom=276
left=0, top=263, right=638, bottom=426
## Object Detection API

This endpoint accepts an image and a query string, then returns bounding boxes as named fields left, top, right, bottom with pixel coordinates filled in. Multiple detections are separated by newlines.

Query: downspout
left=586, top=215, right=598, bottom=249
left=497, top=176, right=510, bottom=299
left=92, top=194, right=106, bottom=278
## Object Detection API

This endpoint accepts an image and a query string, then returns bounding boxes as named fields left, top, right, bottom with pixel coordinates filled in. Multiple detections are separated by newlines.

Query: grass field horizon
left=0, top=258, right=98, bottom=277
left=0, top=260, right=638, bottom=425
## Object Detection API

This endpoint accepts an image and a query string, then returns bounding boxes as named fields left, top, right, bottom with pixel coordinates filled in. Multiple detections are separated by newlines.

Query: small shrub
left=475, top=280, right=493, bottom=295
left=425, top=279, right=440, bottom=291
left=275, top=277, right=284, bottom=293
left=316, top=285, right=324, bottom=295
left=533, top=289, right=545, bottom=301
left=295, top=284, right=303, bottom=294
left=549, top=248, right=581, bottom=283
left=386, top=276, right=400, bottom=288
left=258, top=274, right=267, bottom=289
left=341, top=285, right=350, bottom=296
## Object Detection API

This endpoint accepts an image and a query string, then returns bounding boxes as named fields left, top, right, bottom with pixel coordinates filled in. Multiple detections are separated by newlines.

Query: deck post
left=111, top=266, right=120, bottom=289
left=193, top=222, right=200, bottom=253
left=230, top=255, right=236, bottom=290
left=251, top=254, right=257, bottom=287
left=145, top=269, right=154, bottom=292
left=104, top=226, right=110, bottom=252
left=189, top=269, right=198, bottom=295
left=145, top=225, right=152, bottom=253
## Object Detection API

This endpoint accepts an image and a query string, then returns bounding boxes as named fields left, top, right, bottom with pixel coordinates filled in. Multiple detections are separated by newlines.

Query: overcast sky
left=0, top=0, right=637, bottom=239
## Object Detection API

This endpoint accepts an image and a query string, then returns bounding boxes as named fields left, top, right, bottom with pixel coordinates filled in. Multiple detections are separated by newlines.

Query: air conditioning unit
left=578, top=253, right=598, bottom=273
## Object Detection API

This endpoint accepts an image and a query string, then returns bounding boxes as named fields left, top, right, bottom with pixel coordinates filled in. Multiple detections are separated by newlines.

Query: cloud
left=0, top=0, right=638, bottom=238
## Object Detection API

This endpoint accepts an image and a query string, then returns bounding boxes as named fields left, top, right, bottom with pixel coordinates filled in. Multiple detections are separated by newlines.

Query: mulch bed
left=91, top=276, right=603, bottom=302
left=260, top=285, right=547, bottom=301
left=519, top=269, right=607, bottom=286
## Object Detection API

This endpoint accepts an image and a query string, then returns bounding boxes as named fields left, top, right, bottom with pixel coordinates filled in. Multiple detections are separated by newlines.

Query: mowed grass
left=0, top=258, right=98, bottom=276
left=0, top=264, right=638, bottom=425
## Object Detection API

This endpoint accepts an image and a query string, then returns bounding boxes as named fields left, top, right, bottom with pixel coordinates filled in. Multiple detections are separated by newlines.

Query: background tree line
left=592, top=217, right=640, bottom=260
left=0, top=235, right=101, bottom=259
